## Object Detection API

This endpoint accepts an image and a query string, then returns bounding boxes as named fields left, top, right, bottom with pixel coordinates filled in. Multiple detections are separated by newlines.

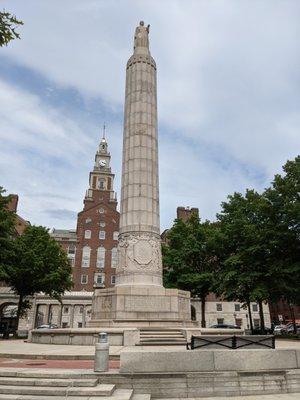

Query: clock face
left=99, top=160, right=106, bottom=167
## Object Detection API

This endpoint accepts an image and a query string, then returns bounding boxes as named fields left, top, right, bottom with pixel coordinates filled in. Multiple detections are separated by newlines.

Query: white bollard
left=94, top=332, right=109, bottom=372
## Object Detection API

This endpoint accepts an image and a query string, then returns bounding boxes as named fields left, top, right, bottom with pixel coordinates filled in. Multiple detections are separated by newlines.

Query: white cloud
left=1, top=0, right=300, bottom=229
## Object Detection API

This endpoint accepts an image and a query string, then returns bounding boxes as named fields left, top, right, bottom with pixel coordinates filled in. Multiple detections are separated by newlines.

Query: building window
left=111, top=275, right=116, bottom=285
left=68, top=257, right=75, bottom=267
left=62, top=322, right=68, bottom=328
left=216, top=303, right=222, bottom=311
left=217, top=318, right=224, bottom=325
left=111, top=247, right=118, bottom=268
left=63, top=306, right=69, bottom=314
left=113, top=231, right=119, bottom=241
left=97, top=247, right=105, bottom=268
left=84, top=230, right=91, bottom=239
left=234, top=304, right=240, bottom=312
left=81, top=246, right=91, bottom=268
left=81, top=274, right=88, bottom=284
left=79, top=306, right=84, bottom=314
left=68, top=245, right=76, bottom=255
left=100, top=222, right=106, bottom=227
left=85, top=217, right=92, bottom=223
left=235, top=318, right=243, bottom=327
left=99, top=208, right=104, bottom=214
left=94, top=273, right=105, bottom=285
left=99, top=231, right=106, bottom=240
left=98, top=179, right=105, bottom=190
left=253, top=319, right=260, bottom=328
left=78, top=322, right=83, bottom=328
left=252, top=304, right=258, bottom=312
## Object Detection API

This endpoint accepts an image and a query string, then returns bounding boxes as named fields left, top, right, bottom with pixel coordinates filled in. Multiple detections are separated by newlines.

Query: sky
left=0, top=0, right=299, bottom=231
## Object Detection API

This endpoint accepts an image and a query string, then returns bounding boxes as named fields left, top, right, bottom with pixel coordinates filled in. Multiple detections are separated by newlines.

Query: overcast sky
left=0, top=0, right=299, bottom=231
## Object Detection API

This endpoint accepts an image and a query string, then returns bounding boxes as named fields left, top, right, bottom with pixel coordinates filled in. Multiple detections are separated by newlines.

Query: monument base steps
left=0, top=369, right=135, bottom=399
left=138, top=328, right=186, bottom=346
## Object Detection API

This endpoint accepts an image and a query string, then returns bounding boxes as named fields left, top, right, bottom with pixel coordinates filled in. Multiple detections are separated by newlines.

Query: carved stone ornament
left=117, top=232, right=162, bottom=273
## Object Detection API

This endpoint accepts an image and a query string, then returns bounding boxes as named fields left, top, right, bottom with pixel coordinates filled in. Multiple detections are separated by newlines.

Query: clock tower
left=72, top=130, right=120, bottom=291
left=87, top=129, right=115, bottom=196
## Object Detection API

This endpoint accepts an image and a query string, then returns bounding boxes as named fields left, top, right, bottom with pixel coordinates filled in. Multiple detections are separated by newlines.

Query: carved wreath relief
left=117, top=233, right=162, bottom=273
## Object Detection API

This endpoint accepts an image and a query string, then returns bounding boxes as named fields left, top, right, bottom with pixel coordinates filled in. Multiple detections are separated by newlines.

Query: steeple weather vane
left=102, top=123, right=106, bottom=140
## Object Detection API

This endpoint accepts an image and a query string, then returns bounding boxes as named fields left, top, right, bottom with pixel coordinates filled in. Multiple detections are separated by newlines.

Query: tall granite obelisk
left=90, top=22, right=191, bottom=326
left=117, top=21, right=162, bottom=287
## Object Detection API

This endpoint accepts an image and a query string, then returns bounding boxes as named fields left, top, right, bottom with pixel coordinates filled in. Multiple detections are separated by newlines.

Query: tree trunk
left=201, top=296, right=206, bottom=328
left=288, top=303, right=296, bottom=334
left=258, top=300, right=265, bottom=333
left=247, top=300, right=254, bottom=333
left=14, top=294, right=23, bottom=338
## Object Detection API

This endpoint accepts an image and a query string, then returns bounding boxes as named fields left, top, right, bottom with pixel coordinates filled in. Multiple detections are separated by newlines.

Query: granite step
left=140, top=333, right=183, bottom=336
left=0, top=390, right=134, bottom=400
left=0, top=377, right=98, bottom=387
left=0, top=369, right=97, bottom=379
left=0, top=383, right=116, bottom=396
left=139, top=328, right=186, bottom=346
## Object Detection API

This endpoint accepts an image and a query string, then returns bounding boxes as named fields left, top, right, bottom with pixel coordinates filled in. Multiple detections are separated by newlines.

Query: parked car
left=273, top=325, right=287, bottom=335
left=209, top=324, right=241, bottom=329
left=36, top=324, right=58, bottom=329
left=286, top=323, right=300, bottom=334
left=252, top=327, right=273, bottom=335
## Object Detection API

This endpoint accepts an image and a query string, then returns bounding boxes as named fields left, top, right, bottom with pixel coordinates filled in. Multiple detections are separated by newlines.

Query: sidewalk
left=0, top=339, right=122, bottom=359
left=0, top=338, right=299, bottom=360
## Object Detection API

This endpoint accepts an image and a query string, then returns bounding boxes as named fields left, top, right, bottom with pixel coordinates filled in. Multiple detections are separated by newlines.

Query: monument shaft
left=116, top=22, right=162, bottom=287
left=90, top=23, right=191, bottom=326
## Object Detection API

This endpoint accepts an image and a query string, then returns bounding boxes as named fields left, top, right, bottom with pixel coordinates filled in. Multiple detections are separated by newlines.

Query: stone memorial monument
left=89, top=22, right=191, bottom=327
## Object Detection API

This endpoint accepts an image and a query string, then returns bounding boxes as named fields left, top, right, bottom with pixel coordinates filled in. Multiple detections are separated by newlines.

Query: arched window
left=67, top=245, right=76, bottom=267
left=81, top=246, right=91, bottom=268
left=97, top=247, right=105, bottom=268
left=111, top=247, right=118, bottom=268
left=84, top=230, right=91, bottom=239
left=68, top=244, right=76, bottom=255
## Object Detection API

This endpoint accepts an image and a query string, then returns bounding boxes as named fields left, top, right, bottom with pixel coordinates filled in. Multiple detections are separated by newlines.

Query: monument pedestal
left=88, top=286, right=193, bottom=327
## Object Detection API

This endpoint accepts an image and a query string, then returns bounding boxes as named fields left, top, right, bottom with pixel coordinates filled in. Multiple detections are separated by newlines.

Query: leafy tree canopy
left=0, top=222, right=73, bottom=329
left=163, top=213, right=220, bottom=326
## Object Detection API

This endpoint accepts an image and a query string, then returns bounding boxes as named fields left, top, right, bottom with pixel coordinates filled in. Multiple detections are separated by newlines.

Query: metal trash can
left=94, top=332, right=109, bottom=372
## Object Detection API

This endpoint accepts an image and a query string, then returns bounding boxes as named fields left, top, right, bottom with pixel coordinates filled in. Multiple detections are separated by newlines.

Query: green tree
left=263, top=156, right=300, bottom=331
left=0, top=10, right=23, bottom=47
left=216, top=190, right=272, bottom=331
left=0, top=225, right=73, bottom=331
left=163, top=213, right=219, bottom=327
left=216, top=156, right=300, bottom=332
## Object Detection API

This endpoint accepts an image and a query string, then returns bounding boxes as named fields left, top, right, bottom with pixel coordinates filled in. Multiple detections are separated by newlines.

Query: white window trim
left=99, top=231, right=106, bottom=240
left=84, top=230, right=91, bottom=239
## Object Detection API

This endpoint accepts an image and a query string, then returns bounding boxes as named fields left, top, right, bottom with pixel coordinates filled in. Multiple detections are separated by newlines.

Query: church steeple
left=85, top=127, right=117, bottom=203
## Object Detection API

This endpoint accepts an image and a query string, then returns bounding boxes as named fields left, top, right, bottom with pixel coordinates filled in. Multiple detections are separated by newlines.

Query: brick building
left=50, top=229, right=77, bottom=268
left=7, top=194, right=30, bottom=236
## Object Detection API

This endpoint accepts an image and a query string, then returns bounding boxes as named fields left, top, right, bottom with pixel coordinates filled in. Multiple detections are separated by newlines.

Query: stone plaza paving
left=0, top=339, right=299, bottom=361
left=0, top=339, right=299, bottom=399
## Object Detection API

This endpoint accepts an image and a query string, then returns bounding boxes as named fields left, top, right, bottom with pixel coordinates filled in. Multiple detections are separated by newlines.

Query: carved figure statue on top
left=134, top=21, right=150, bottom=50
